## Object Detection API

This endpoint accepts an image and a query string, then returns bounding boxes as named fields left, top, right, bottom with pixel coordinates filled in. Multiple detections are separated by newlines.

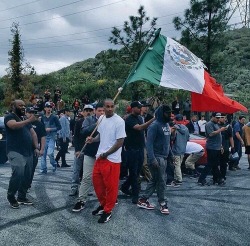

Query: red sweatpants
left=92, top=158, right=120, bottom=213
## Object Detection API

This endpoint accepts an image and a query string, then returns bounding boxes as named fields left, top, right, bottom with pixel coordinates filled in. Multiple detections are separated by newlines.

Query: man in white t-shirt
left=198, top=115, right=207, bottom=136
left=185, top=141, right=204, bottom=178
left=87, top=99, right=126, bottom=223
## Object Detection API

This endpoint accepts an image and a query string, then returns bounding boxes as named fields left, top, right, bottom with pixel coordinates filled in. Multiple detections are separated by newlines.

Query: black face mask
left=163, top=112, right=171, bottom=123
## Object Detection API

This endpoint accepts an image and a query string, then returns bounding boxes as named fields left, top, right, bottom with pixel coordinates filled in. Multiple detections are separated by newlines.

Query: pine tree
left=109, top=5, right=157, bottom=63
left=7, top=22, right=24, bottom=95
left=173, top=0, right=230, bottom=72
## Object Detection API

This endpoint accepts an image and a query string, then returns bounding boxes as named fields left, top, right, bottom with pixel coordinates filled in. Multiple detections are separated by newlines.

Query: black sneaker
left=120, top=186, right=132, bottom=196
left=218, top=179, right=226, bottom=186
left=17, top=198, right=33, bottom=205
left=61, top=163, right=71, bottom=167
left=174, top=180, right=182, bottom=185
left=98, top=212, right=112, bottom=223
left=7, top=196, right=19, bottom=209
left=92, top=205, right=104, bottom=216
left=197, top=179, right=210, bottom=186
left=72, top=201, right=85, bottom=212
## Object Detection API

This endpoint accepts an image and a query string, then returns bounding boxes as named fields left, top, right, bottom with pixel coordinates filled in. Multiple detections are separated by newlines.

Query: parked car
left=0, top=116, right=7, bottom=164
left=189, top=133, right=207, bottom=165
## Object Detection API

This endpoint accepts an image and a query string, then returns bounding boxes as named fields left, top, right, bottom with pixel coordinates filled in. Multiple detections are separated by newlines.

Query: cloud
left=2, top=0, right=224, bottom=77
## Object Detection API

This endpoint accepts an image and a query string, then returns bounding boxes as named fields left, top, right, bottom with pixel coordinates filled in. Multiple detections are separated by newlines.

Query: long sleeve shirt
left=58, top=115, right=70, bottom=141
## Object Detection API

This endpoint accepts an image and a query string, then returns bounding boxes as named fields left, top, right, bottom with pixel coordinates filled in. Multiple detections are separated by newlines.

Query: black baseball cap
left=140, top=100, right=151, bottom=107
left=212, top=112, right=222, bottom=118
left=130, top=101, right=143, bottom=108
left=26, top=107, right=36, bottom=113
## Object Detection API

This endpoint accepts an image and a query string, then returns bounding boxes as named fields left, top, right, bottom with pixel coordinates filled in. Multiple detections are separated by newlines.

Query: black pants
left=121, top=148, right=144, bottom=200
left=199, top=149, right=222, bottom=183
left=28, top=154, right=39, bottom=189
left=166, top=155, right=174, bottom=184
left=55, top=138, right=69, bottom=165
left=220, top=149, right=229, bottom=179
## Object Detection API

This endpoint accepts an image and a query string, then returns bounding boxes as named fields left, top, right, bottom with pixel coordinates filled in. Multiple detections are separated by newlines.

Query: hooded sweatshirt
left=146, top=106, right=171, bottom=164
left=172, top=123, right=189, bottom=156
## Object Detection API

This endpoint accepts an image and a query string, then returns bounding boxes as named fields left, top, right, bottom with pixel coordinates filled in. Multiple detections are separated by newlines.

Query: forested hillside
left=0, top=27, right=250, bottom=111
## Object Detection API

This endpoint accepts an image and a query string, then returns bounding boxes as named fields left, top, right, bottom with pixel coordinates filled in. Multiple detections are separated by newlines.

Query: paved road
left=0, top=148, right=249, bottom=246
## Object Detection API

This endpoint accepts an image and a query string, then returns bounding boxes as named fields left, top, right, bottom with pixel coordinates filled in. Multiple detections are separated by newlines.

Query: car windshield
left=0, top=117, right=4, bottom=128
left=189, top=133, right=206, bottom=140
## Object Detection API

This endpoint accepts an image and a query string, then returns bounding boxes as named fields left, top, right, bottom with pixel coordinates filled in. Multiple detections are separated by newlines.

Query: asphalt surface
left=0, top=147, right=250, bottom=246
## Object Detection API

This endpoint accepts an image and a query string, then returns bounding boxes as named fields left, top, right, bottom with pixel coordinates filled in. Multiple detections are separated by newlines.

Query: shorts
left=245, top=146, right=250, bottom=154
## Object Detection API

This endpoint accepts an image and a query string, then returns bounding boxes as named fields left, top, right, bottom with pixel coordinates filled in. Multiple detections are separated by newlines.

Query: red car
left=188, top=133, right=207, bottom=165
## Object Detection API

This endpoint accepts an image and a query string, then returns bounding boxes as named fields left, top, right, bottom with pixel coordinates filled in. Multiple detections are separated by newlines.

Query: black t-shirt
left=4, top=113, right=33, bottom=157
left=31, top=120, right=46, bottom=145
left=219, top=123, right=233, bottom=150
left=124, top=114, right=145, bottom=149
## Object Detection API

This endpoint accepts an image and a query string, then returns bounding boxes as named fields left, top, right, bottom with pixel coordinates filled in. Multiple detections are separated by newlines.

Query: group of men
left=4, top=98, right=249, bottom=224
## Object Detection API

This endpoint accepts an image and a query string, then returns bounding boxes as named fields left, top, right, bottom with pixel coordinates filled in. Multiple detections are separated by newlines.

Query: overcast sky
left=0, top=0, right=241, bottom=77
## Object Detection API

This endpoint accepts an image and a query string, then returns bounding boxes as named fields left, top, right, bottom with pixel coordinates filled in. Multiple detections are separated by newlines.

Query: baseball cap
left=45, top=102, right=52, bottom=107
left=130, top=101, right=143, bottom=108
left=26, top=107, right=37, bottom=113
left=83, top=104, right=94, bottom=110
left=212, top=112, right=222, bottom=118
left=140, top=100, right=151, bottom=107
left=175, top=114, right=183, bottom=121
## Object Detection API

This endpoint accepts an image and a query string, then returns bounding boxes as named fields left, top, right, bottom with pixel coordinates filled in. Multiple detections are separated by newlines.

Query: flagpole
left=76, top=87, right=124, bottom=158
left=77, top=29, right=162, bottom=158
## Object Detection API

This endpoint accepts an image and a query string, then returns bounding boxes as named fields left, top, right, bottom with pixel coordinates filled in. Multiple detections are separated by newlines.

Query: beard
left=15, top=107, right=25, bottom=116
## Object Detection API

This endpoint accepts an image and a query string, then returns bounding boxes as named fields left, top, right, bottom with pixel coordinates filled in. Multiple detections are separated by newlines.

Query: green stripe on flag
left=125, top=34, right=167, bottom=86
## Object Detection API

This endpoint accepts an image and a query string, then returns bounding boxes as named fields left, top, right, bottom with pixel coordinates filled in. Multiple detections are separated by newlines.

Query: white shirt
left=96, top=114, right=126, bottom=163
left=198, top=119, right=207, bottom=133
left=185, top=142, right=204, bottom=154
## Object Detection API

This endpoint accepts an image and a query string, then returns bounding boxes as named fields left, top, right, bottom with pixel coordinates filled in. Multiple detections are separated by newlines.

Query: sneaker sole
left=137, top=204, right=155, bottom=210
left=160, top=211, right=170, bottom=215
left=17, top=202, right=33, bottom=205
left=9, top=203, right=19, bottom=209
left=72, top=207, right=85, bottom=212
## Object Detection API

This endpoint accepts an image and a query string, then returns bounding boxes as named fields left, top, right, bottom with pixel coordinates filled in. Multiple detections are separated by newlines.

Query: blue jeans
left=121, top=148, right=144, bottom=200
left=234, top=140, right=242, bottom=166
left=71, top=153, right=84, bottom=191
left=40, top=138, right=56, bottom=172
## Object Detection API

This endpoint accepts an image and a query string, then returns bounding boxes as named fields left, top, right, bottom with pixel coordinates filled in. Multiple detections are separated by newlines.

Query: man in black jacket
left=69, top=110, right=86, bottom=196
left=72, top=103, right=104, bottom=211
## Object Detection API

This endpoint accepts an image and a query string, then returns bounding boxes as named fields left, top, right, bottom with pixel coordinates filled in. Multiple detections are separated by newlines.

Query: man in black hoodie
left=137, top=105, right=172, bottom=215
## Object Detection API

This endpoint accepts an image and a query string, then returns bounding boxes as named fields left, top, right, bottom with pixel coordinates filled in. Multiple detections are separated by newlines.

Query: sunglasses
left=84, top=109, right=93, bottom=112
left=46, top=106, right=52, bottom=108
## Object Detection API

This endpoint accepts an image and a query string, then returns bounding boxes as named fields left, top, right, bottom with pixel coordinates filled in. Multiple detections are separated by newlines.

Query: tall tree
left=7, top=22, right=24, bottom=94
left=109, top=5, right=157, bottom=63
left=109, top=6, right=157, bottom=100
left=173, top=0, right=230, bottom=72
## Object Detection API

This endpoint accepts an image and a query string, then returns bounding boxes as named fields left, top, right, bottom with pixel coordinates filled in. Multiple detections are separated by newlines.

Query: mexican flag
left=125, top=29, right=205, bottom=93
left=125, top=29, right=247, bottom=113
